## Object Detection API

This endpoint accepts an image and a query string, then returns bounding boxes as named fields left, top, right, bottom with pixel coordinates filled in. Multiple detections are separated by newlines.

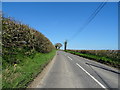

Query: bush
left=66, top=49, right=120, bottom=68
left=2, top=16, right=55, bottom=67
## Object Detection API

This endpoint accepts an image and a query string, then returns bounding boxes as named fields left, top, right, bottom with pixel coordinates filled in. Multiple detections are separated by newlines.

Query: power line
left=67, top=0, right=108, bottom=42
left=69, top=0, right=107, bottom=41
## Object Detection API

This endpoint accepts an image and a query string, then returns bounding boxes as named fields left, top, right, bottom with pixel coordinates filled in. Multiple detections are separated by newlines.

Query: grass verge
left=65, top=50, right=120, bottom=69
left=2, top=50, right=56, bottom=88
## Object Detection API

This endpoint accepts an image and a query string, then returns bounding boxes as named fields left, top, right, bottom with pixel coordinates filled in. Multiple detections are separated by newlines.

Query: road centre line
left=67, top=56, right=72, bottom=60
left=76, top=63, right=106, bottom=89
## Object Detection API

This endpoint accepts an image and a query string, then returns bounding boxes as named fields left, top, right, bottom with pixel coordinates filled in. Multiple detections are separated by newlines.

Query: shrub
left=2, top=16, right=55, bottom=67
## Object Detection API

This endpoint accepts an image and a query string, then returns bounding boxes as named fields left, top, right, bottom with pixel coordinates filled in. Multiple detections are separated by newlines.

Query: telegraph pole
left=64, top=40, right=67, bottom=51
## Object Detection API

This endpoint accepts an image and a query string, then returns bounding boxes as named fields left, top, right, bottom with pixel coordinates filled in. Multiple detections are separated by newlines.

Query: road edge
left=65, top=51, right=120, bottom=71
left=27, top=51, right=57, bottom=88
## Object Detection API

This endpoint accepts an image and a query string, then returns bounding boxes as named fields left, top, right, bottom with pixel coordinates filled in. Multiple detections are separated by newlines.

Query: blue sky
left=2, top=2, right=118, bottom=50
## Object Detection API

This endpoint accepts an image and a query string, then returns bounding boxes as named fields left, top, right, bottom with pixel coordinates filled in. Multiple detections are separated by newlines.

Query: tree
left=64, top=40, right=67, bottom=50
left=55, top=43, right=62, bottom=49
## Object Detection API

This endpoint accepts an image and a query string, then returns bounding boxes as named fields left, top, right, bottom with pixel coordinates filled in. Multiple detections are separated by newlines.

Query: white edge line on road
left=76, top=63, right=106, bottom=89
left=67, top=56, right=72, bottom=60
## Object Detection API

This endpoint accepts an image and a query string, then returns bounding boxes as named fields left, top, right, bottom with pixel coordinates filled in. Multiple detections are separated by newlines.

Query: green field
left=65, top=50, right=120, bottom=69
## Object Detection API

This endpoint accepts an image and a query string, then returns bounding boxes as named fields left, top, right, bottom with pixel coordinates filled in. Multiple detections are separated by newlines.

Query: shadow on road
left=86, top=63, right=120, bottom=75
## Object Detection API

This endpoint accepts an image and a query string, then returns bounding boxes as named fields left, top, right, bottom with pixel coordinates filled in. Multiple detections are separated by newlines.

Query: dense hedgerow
left=67, top=50, right=120, bottom=60
left=2, top=17, right=55, bottom=67
left=66, top=50, right=120, bottom=68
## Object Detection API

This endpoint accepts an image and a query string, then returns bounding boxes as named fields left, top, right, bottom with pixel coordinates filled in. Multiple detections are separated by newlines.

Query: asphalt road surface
left=37, top=51, right=119, bottom=89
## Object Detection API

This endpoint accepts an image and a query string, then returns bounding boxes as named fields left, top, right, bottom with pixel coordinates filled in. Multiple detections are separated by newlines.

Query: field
left=65, top=50, right=120, bottom=69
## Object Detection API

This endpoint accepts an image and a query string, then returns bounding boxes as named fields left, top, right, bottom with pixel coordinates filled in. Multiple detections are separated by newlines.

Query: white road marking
left=76, top=63, right=106, bottom=88
left=67, top=56, right=72, bottom=60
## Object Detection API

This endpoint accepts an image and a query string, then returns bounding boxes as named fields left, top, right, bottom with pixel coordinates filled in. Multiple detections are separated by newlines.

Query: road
left=36, top=51, right=119, bottom=89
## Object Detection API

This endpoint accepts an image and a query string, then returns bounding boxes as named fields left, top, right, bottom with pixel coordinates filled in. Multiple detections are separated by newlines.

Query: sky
left=2, top=0, right=119, bottom=2
left=2, top=2, right=118, bottom=50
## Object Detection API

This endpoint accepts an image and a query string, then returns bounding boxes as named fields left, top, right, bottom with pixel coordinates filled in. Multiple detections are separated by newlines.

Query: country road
left=31, top=51, right=119, bottom=89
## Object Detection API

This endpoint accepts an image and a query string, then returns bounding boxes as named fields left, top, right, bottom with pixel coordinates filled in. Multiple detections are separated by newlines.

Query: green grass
left=65, top=50, right=120, bottom=69
left=2, top=50, right=56, bottom=88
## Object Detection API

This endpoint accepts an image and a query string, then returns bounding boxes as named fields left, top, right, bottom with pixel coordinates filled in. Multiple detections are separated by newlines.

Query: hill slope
left=2, top=17, right=56, bottom=88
